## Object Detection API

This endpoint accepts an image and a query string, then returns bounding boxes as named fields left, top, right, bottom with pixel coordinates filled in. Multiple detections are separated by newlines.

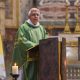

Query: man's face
left=29, top=10, right=40, bottom=25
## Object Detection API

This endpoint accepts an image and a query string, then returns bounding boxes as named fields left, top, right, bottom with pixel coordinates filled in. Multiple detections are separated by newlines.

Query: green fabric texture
left=22, top=61, right=38, bottom=80
left=12, top=21, right=48, bottom=80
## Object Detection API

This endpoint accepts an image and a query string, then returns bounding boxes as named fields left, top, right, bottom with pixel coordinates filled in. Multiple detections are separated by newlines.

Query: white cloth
left=27, top=19, right=40, bottom=27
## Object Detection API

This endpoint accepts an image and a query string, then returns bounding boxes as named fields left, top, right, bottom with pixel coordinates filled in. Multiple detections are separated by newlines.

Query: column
left=0, top=0, right=5, bottom=39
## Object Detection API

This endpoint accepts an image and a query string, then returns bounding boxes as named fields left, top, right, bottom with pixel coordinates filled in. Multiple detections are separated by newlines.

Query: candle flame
left=64, top=59, right=67, bottom=67
left=14, top=63, right=17, bottom=66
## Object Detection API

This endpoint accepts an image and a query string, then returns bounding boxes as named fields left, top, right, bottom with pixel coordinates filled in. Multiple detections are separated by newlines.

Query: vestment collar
left=27, top=19, right=40, bottom=27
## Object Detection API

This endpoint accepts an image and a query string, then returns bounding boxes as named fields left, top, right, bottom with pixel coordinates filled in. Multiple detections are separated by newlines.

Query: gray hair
left=28, top=8, right=40, bottom=16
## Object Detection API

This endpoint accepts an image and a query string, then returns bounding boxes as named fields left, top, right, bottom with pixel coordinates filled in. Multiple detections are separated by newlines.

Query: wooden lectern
left=18, top=38, right=60, bottom=80
left=38, top=38, right=59, bottom=80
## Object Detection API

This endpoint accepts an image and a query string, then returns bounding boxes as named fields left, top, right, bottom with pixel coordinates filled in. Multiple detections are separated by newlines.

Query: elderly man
left=12, top=8, right=48, bottom=80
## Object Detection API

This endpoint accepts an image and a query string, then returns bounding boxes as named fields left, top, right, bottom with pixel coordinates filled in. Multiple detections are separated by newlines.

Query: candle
left=12, top=63, right=18, bottom=74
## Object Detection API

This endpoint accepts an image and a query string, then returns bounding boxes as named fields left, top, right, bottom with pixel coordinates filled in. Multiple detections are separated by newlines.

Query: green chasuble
left=12, top=21, right=48, bottom=80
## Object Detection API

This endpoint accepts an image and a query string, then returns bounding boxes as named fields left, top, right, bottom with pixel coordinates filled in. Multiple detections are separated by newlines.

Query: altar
left=59, top=33, right=80, bottom=80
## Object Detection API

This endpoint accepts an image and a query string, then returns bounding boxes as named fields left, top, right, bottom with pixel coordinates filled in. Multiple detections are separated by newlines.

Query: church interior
left=0, top=0, right=80, bottom=80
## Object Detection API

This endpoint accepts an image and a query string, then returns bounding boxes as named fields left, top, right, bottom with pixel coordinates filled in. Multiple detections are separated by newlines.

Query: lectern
left=18, top=38, right=60, bottom=80
left=38, top=38, right=59, bottom=80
